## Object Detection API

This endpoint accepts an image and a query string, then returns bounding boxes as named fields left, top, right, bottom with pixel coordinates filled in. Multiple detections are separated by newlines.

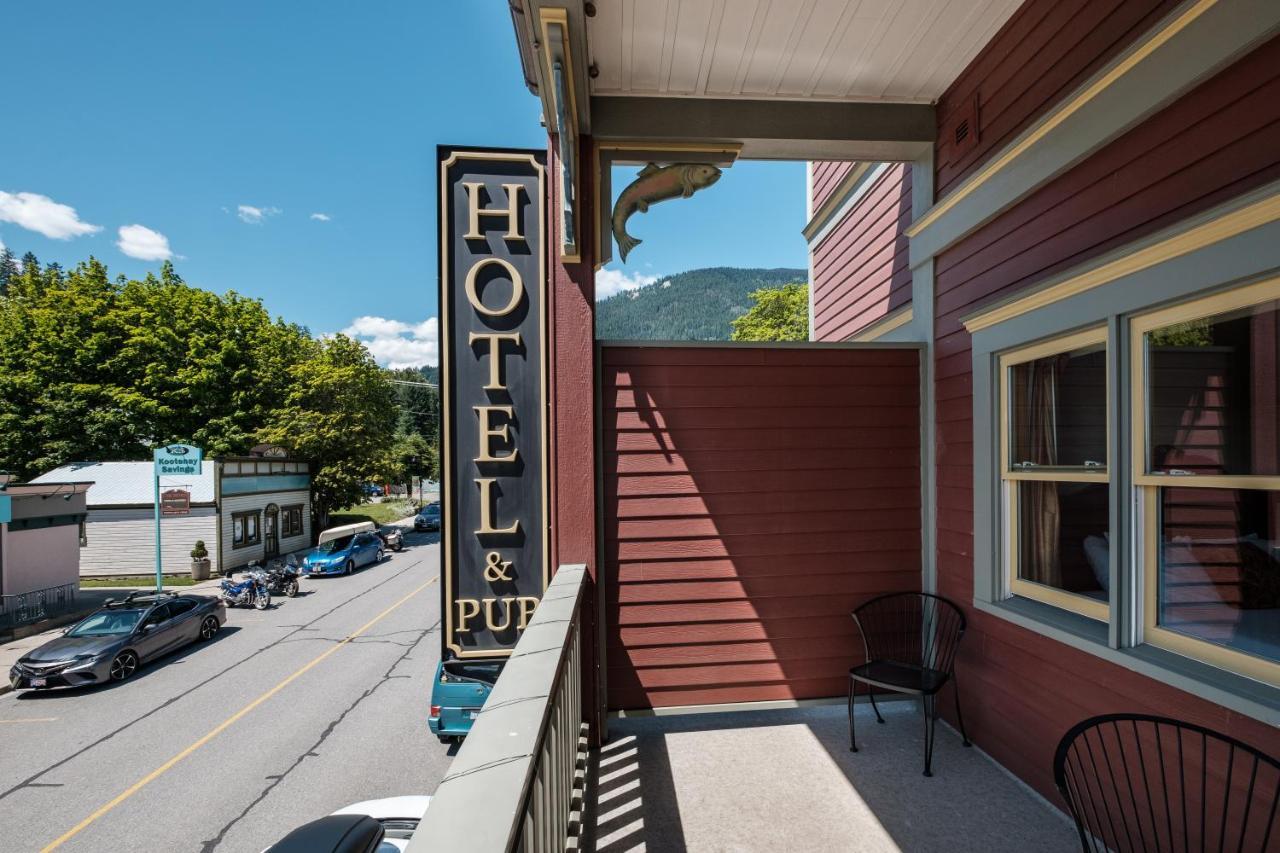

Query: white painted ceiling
left=586, top=0, right=1022, bottom=103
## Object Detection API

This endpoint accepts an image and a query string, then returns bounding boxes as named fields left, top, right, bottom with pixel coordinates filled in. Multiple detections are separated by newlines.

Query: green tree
left=387, top=430, right=438, bottom=494
left=730, top=282, right=809, bottom=342
left=257, top=334, right=399, bottom=529
left=0, top=247, right=17, bottom=295
left=387, top=366, right=439, bottom=445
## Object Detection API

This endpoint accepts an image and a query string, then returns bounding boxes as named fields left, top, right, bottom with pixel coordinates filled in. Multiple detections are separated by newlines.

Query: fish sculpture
left=611, top=163, right=722, bottom=262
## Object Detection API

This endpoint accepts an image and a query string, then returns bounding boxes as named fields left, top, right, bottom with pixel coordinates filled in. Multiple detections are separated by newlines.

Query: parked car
left=8, top=591, right=226, bottom=690
left=302, top=522, right=385, bottom=576
left=268, top=796, right=431, bottom=853
left=361, top=483, right=384, bottom=498
left=413, top=504, right=441, bottom=532
left=428, top=659, right=501, bottom=743
left=375, top=525, right=404, bottom=552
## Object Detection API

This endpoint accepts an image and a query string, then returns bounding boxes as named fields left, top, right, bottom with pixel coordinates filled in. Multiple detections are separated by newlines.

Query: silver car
left=9, top=591, right=227, bottom=690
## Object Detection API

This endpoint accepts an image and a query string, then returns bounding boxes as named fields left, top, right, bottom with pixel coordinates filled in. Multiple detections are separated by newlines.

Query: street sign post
left=153, top=445, right=202, bottom=591
left=0, top=494, right=10, bottom=525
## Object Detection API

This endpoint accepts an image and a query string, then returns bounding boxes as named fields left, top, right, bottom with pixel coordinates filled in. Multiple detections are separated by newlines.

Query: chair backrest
left=850, top=592, right=966, bottom=675
left=1053, top=713, right=1280, bottom=853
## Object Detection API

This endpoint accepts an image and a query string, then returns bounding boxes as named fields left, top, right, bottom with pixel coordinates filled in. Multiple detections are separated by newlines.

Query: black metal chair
left=1054, top=713, right=1280, bottom=853
left=847, top=592, right=970, bottom=776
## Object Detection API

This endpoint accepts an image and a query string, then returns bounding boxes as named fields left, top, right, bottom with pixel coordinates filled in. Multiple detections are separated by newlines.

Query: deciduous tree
left=730, top=282, right=809, bottom=342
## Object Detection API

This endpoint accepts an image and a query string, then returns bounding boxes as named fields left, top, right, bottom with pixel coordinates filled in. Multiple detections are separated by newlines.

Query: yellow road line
left=41, top=575, right=438, bottom=853
left=0, top=717, right=57, bottom=723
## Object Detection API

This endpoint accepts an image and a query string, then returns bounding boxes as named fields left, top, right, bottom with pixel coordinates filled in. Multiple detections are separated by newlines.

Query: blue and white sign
left=154, top=444, right=203, bottom=477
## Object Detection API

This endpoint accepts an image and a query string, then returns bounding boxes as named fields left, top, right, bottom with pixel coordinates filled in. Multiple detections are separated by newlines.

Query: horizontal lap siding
left=812, top=164, right=912, bottom=341
left=602, top=346, right=921, bottom=710
left=811, top=161, right=858, bottom=211
left=935, top=0, right=1179, bottom=197
left=934, top=36, right=1280, bottom=804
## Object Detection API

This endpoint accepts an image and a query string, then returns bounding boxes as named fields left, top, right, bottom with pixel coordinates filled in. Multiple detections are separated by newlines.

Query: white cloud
left=309, top=212, right=331, bottom=222
left=236, top=204, right=281, bottom=224
left=0, top=191, right=101, bottom=239
left=343, top=315, right=438, bottom=369
left=116, top=224, right=173, bottom=261
left=596, top=267, right=659, bottom=301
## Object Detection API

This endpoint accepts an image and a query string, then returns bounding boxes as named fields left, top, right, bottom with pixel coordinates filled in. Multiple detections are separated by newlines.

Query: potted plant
left=190, top=540, right=211, bottom=581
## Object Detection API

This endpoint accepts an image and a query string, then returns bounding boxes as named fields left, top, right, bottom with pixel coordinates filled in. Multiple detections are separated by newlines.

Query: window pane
left=233, top=518, right=243, bottom=542
left=1010, top=343, right=1107, bottom=468
left=1147, top=300, right=1280, bottom=475
left=1157, top=487, right=1280, bottom=664
left=1016, top=481, right=1111, bottom=601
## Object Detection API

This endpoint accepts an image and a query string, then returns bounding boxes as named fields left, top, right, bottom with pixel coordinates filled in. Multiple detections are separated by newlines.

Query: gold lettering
left=516, top=596, right=540, bottom=630
left=475, top=478, right=520, bottom=536
left=469, top=331, right=522, bottom=391
left=456, top=598, right=481, bottom=633
left=474, top=406, right=518, bottom=464
left=463, top=182, right=525, bottom=241
left=484, top=598, right=515, bottom=632
left=464, top=257, right=524, bottom=318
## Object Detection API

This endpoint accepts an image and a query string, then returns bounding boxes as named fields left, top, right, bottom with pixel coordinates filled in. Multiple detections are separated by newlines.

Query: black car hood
left=22, top=633, right=123, bottom=662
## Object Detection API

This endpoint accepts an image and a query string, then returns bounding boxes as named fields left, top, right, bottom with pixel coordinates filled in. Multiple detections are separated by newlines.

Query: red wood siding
left=601, top=345, right=921, bottom=710
left=935, top=0, right=1180, bottom=198
left=933, top=37, right=1280, bottom=803
left=811, top=161, right=858, bottom=211
left=812, top=164, right=913, bottom=342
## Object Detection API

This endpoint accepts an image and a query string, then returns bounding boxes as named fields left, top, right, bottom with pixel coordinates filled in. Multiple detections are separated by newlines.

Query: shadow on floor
left=582, top=701, right=1078, bottom=853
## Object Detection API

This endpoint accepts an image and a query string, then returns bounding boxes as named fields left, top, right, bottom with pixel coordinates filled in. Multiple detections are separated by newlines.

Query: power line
left=388, top=378, right=438, bottom=388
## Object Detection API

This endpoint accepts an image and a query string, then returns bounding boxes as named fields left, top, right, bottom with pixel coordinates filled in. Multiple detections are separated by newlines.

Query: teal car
left=428, top=660, right=501, bottom=743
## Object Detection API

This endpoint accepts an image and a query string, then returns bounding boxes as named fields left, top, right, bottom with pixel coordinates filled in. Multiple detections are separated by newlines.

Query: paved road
left=0, top=532, right=449, bottom=853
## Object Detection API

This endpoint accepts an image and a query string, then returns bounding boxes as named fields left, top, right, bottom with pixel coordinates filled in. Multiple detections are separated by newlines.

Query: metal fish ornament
left=611, top=163, right=722, bottom=262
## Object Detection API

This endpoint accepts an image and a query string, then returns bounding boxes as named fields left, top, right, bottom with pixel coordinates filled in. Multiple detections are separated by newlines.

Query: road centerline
left=39, top=574, right=438, bottom=853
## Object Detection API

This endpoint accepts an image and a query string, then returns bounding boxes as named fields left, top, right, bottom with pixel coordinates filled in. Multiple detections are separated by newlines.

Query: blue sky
left=1, top=1, right=806, bottom=367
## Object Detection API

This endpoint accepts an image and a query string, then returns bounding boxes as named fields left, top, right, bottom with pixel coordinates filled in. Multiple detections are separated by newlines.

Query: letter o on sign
left=464, top=257, right=524, bottom=318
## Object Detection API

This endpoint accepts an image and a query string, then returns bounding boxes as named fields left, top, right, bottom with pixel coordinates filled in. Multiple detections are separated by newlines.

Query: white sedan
left=268, top=796, right=431, bottom=853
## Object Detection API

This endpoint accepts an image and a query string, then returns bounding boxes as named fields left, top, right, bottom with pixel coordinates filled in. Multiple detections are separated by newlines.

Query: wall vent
left=949, top=94, right=980, bottom=157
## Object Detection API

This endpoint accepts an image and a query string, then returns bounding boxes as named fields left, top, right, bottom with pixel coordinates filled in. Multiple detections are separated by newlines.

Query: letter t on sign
left=463, top=182, right=526, bottom=241
left=470, top=332, right=522, bottom=391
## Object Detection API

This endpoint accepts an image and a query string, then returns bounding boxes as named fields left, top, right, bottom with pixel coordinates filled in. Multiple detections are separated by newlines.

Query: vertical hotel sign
left=439, top=147, right=548, bottom=658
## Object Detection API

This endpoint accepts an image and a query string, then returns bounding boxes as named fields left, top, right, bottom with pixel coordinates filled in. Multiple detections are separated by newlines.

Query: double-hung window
left=999, top=328, right=1111, bottom=621
left=1132, top=279, right=1280, bottom=685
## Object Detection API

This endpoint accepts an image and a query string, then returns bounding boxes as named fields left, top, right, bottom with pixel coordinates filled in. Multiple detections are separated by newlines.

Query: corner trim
left=962, top=185, right=1280, bottom=332
left=802, top=162, right=873, bottom=242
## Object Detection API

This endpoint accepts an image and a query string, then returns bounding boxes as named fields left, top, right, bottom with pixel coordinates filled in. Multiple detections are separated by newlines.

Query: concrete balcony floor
left=584, top=701, right=1079, bottom=852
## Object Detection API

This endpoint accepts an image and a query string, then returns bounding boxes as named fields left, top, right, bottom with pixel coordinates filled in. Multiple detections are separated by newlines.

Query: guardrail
left=409, top=563, right=589, bottom=853
left=0, top=583, right=78, bottom=633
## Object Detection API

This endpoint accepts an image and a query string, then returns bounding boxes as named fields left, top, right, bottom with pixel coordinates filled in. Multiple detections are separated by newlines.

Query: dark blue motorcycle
left=219, top=570, right=271, bottom=610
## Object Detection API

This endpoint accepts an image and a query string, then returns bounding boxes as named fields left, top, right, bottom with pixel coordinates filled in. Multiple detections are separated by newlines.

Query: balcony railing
left=0, top=583, right=78, bottom=634
left=409, top=563, right=589, bottom=853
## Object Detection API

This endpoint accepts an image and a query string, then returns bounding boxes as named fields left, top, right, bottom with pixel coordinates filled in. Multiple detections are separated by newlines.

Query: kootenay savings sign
left=438, top=147, right=548, bottom=658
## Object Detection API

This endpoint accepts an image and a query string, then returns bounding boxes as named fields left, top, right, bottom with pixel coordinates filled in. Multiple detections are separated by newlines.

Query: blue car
left=428, top=660, right=501, bottom=743
left=302, top=524, right=385, bottom=576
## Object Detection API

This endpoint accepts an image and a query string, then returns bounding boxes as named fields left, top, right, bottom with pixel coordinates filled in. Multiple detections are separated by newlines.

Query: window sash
left=1131, top=278, right=1280, bottom=686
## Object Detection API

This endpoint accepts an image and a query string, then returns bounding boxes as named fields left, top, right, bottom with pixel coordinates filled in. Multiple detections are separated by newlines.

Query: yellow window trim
left=999, top=326, right=1112, bottom=622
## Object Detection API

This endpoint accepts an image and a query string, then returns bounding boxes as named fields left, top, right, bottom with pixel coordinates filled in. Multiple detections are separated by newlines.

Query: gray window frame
left=968, top=185, right=1280, bottom=724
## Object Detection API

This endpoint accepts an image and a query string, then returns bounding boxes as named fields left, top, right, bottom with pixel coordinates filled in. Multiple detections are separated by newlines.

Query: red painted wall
left=600, top=345, right=921, bottom=710
left=812, top=164, right=912, bottom=341
left=811, top=161, right=859, bottom=211
left=935, top=0, right=1180, bottom=198
left=933, top=36, right=1280, bottom=801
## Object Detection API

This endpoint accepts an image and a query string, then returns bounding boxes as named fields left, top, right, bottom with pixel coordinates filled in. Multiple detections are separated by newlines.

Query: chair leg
left=848, top=677, right=858, bottom=752
left=922, top=694, right=936, bottom=777
left=952, top=673, right=972, bottom=747
left=867, top=686, right=886, bottom=724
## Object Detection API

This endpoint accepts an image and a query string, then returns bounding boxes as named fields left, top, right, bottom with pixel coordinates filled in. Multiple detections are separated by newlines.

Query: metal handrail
left=0, top=583, right=78, bottom=632
left=408, top=563, right=588, bottom=853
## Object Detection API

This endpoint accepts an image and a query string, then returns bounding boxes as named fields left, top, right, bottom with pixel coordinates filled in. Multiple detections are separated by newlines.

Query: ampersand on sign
left=483, top=551, right=514, bottom=582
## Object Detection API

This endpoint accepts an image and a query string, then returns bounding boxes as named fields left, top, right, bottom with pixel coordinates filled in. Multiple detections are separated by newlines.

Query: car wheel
left=254, top=590, right=271, bottom=610
left=377, top=548, right=385, bottom=563
left=284, top=579, right=299, bottom=597
left=109, top=651, right=139, bottom=682
left=200, top=616, right=220, bottom=640
left=345, top=560, right=354, bottom=576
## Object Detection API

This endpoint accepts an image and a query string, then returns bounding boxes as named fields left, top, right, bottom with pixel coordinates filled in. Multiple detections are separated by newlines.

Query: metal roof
left=31, top=461, right=216, bottom=507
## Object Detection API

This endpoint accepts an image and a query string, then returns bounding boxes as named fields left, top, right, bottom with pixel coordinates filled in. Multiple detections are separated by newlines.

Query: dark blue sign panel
left=438, top=147, right=548, bottom=658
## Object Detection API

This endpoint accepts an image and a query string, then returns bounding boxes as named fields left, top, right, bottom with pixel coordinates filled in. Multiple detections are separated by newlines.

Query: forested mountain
left=596, top=267, right=806, bottom=341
